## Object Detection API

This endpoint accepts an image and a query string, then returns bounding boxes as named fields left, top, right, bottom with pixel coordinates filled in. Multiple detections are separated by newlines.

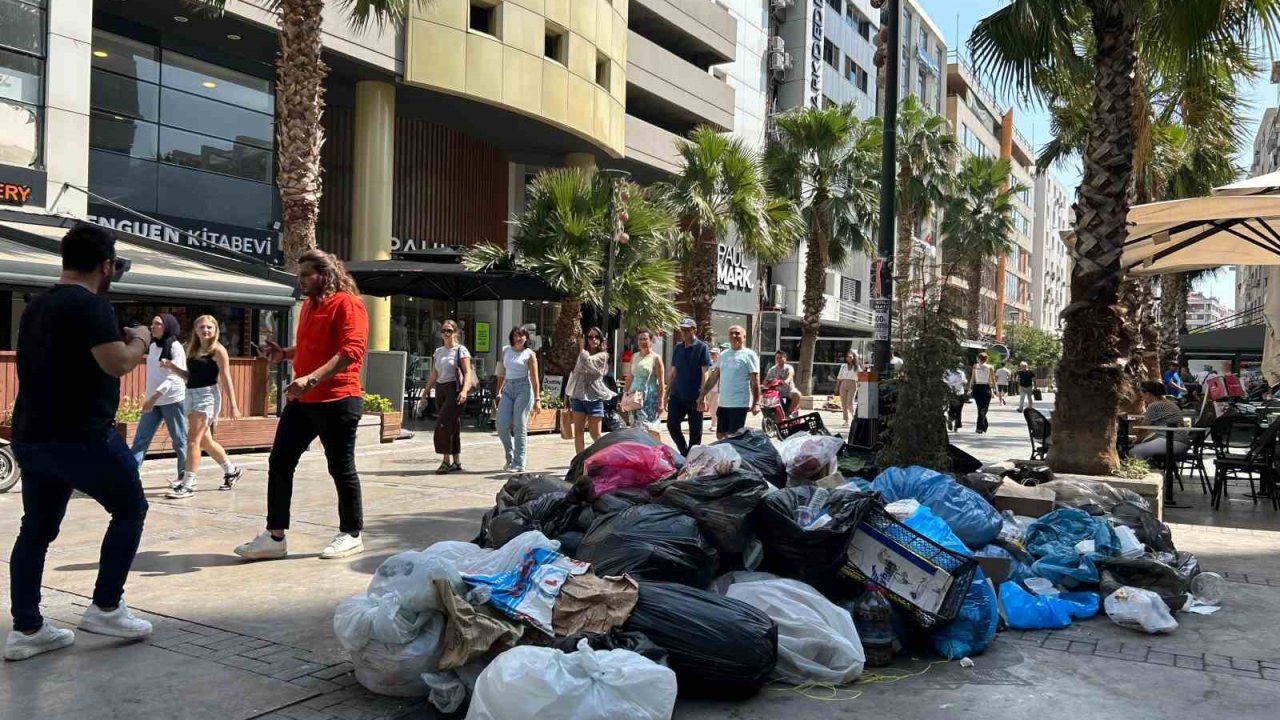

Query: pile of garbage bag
left=332, top=431, right=1221, bottom=714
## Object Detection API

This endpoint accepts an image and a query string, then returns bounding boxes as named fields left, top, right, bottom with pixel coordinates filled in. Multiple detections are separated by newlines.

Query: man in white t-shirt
left=995, top=364, right=1012, bottom=396
left=697, top=325, right=760, bottom=438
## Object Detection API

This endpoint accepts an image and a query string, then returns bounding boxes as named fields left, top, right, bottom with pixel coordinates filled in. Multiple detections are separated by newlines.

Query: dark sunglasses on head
left=111, top=257, right=131, bottom=282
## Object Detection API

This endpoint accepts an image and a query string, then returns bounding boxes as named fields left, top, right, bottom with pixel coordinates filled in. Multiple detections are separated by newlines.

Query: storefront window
left=392, top=297, right=485, bottom=381
left=0, top=0, right=45, bottom=168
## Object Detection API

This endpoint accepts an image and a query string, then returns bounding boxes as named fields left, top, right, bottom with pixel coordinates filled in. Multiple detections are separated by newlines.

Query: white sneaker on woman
left=79, top=603, right=152, bottom=639
left=234, top=530, right=288, bottom=561
left=4, top=623, right=75, bottom=661
left=320, top=533, right=364, bottom=559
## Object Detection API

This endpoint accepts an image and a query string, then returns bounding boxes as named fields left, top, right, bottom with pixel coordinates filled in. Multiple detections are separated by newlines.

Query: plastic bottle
left=853, top=585, right=895, bottom=667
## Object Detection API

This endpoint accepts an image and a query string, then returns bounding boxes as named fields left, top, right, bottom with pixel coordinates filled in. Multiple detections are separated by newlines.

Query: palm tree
left=894, top=95, right=957, bottom=329
left=970, top=0, right=1279, bottom=474
left=765, top=105, right=882, bottom=394
left=194, top=0, right=424, bottom=265
left=940, top=156, right=1026, bottom=340
left=466, top=167, right=682, bottom=376
left=661, top=127, right=802, bottom=343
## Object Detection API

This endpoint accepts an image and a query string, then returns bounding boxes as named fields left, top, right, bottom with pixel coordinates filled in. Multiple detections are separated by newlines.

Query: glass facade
left=87, top=29, right=278, bottom=231
left=0, top=0, right=45, bottom=167
left=780, top=321, right=869, bottom=394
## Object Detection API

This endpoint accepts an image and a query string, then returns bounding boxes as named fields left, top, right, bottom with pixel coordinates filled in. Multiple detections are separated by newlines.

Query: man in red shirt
left=235, top=249, right=370, bottom=561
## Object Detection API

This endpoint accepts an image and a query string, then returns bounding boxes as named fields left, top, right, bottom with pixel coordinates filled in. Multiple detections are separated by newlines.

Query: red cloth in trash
left=583, top=442, right=677, bottom=499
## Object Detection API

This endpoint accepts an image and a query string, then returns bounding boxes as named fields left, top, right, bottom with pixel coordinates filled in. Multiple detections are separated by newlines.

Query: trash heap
left=333, top=429, right=1222, bottom=717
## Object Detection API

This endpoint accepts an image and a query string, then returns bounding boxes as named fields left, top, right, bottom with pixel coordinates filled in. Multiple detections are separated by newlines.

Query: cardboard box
left=975, top=555, right=1012, bottom=586
left=992, top=481, right=1056, bottom=518
left=842, top=522, right=957, bottom=616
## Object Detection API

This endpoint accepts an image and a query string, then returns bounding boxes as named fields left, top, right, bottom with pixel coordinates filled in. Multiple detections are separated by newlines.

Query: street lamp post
left=599, top=168, right=631, bottom=375
left=852, top=0, right=899, bottom=450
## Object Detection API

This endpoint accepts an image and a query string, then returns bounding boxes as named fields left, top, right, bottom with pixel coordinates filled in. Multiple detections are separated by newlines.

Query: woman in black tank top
left=167, top=316, right=242, bottom=497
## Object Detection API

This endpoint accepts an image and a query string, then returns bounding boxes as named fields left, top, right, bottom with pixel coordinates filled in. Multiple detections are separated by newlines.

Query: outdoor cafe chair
left=1175, top=429, right=1211, bottom=495
left=1024, top=408, right=1051, bottom=461
left=1209, top=415, right=1280, bottom=510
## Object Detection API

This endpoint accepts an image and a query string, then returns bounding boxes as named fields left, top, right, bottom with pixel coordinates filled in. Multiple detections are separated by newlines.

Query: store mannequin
left=391, top=315, right=409, bottom=351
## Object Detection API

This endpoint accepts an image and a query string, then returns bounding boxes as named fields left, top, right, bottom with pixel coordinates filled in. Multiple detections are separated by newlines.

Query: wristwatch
left=305, top=376, right=319, bottom=389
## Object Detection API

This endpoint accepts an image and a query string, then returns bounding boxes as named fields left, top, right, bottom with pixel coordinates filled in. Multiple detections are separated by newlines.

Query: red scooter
left=760, top=378, right=792, bottom=438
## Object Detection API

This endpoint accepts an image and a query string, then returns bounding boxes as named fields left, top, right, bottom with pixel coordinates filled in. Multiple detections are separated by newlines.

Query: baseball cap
left=679, top=318, right=696, bottom=329
left=719, top=342, right=730, bottom=350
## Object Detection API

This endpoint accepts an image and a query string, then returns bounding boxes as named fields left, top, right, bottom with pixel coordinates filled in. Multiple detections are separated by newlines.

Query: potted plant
left=112, top=396, right=146, bottom=444
left=527, top=389, right=561, bottom=434
left=362, top=393, right=402, bottom=444
left=0, top=402, right=13, bottom=440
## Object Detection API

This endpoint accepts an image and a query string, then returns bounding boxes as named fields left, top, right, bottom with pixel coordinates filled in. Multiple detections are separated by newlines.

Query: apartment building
left=1237, top=107, right=1280, bottom=315
left=941, top=59, right=1036, bottom=342
left=1187, top=292, right=1230, bottom=330
left=1031, top=171, right=1071, bottom=333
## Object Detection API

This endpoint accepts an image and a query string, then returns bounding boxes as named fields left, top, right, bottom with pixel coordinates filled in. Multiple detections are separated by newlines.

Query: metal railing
left=838, top=299, right=875, bottom=326
left=1187, top=305, right=1265, bottom=333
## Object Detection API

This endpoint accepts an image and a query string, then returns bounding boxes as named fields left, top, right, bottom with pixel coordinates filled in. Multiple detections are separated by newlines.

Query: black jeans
left=972, top=385, right=992, bottom=433
left=267, top=396, right=363, bottom=534
left=666, top=395, right=703, bottom=456
left=10, top=432, right=148, bottom=632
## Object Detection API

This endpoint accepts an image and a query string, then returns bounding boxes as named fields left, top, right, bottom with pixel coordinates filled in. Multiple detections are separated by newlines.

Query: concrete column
left=44, top=0, right=93, bottom=216
left=565, top=152, right=597, bottom=169
left=995, top=110, right=1015, bottom=342
left=351, top=81, right=395, bottom=351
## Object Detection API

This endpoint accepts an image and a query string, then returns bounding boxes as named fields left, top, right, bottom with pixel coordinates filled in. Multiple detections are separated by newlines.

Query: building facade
left=1186, top=291, right=1230, bottom=330
left=1237, top=107, right=1280, bottom=316
left=943, top=58, right=1036, bottom=342
left=0, top=0, right=743, bottom=377
left=1031, top=170, right=1071, bottom=333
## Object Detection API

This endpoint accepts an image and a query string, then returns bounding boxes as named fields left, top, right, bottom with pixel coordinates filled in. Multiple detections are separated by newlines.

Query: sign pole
left=852, top=0, right=899, bottom=450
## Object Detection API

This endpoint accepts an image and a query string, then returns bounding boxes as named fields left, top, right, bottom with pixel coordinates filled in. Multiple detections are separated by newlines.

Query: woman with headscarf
left=131, top=313, right=189, bottom=490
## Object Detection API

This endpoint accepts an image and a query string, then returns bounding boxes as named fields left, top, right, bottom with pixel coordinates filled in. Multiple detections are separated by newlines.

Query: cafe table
left=1130, top=425, right=1210, bottom=509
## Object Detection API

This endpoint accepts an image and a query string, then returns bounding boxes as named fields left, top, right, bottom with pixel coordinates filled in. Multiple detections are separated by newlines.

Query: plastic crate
left=776, top=412, right=830, bottom=438
left=840, top=507, right=977, bottom=628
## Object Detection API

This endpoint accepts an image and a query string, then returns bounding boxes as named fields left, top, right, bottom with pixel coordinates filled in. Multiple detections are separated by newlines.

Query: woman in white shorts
left=170, top=315, right=241, bottom=498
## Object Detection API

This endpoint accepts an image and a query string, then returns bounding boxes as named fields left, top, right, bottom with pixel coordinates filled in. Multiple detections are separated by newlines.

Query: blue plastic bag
left=975, top=544, right=1033, bottom=585
left=1000, top=581, right=1072, bottom=630
left=873, top=466, right=1003, bottom=548
left=1023, top=509, right=1120, bottom=588
left=901, top=506, right=997, bottom=659
left=1057, top=591, right=1100, bottom=619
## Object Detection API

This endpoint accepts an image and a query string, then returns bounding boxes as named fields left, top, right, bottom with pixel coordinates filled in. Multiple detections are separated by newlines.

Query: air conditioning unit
left=768, top=35, right=786, bottom=54
left=768, top=50, right=793, bottom=74
left=770, top=0, right=794, bottom=12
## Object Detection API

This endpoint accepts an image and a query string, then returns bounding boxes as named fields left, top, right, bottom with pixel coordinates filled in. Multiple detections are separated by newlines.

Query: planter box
left=527, top=409, right=559, bottom=434
left=375, top=411, right=402, bottom=443
left=117, top=416, right=280, bottom=455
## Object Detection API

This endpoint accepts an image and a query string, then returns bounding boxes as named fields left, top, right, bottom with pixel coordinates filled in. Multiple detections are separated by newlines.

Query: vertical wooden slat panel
left=318, top=107, right=355, bottom=259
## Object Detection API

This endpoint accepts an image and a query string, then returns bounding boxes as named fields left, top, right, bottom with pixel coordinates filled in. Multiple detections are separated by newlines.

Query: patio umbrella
left=345, top=259, right=564, bottom=301
left=1122, top=194, right=1280, bottom=275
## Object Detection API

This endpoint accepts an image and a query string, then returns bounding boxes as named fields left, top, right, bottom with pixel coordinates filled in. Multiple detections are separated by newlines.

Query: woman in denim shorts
left=567, top=327, right=614, bottom=454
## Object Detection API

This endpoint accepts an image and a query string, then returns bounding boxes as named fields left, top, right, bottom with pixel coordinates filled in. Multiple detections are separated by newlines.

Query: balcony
left=623, top=114, right=680, bottom=175
left=626, top=30, right=735, bottom=132
left=628, top=0, right=736, bottom=68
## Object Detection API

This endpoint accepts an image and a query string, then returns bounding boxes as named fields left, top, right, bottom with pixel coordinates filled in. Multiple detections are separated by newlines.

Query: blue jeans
left=497, top=378, right=534, bottom=469
left=10, top=433, right=148, bottom=632
left=131, top=401, right=188, bottom=479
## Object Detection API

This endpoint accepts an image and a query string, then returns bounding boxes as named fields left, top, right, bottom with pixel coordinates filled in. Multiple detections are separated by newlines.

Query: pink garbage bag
left=583, top=442, right=677, bottom=499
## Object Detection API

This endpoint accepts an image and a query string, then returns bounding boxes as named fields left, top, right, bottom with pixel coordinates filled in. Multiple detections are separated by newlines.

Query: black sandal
left=450, top=462, right=463, bottom=473
left=436, top=462, right=451, bottom=475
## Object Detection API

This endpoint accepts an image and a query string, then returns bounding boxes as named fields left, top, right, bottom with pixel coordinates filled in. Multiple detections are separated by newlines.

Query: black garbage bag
left=476, top=473, right=572, bottom=545
left=715, top=429, right=786, bottom=487
left=1098, top=556, right=1190, bottom=611
left=757, top=486, right=880, bottom=593
left=549, top=628, right=669, bottom=666
left=1001, top=465, right=1055, bottom=486
left=624, top=581, right=778, bottom=700
left=557, top=531, right=584, bottom=558
left=949, top=444, right=984, bottom=475
left=566, top=428, right=662, bottom=491
left=1154, top=550, right=1202, bottom=581
left=592, top=488, right=653, bottom=516
left=1110, top=501, right=1176, bottom=553
left=958, top=473, right=1003, bottom=501
left=652, top=465, right=771, bottom=555
left=484, top=492, right=582, bottom=548
left=575, top=505, right=720, bottom=587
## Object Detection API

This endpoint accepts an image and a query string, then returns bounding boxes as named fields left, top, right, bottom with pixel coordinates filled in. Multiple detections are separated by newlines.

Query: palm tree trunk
left=966, top=256, right=983, bottom=339
left=895, top=209, right=916, bottom=338
left=688, top=224, right=719, bottom=344
left=797, top=205, right=831, bottom=395
left=549, top=298, right=583, bottom=377
left=1159, top=273, right=1185, bottom=367
left=276, top=0, right=327, bottom=267
left=1049, top=1, right=1138, bottom=475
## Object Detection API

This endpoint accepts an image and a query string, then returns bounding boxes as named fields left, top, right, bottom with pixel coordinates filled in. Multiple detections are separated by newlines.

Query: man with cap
left=666, top=318, right=713, bottom=455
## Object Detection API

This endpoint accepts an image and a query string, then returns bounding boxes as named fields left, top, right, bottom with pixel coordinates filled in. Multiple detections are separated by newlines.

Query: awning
left=347, top=259, right=563, bottom=301
left=0, top=214, right=298, bottom=308
left=1122, top=195, right=1280, bottom=275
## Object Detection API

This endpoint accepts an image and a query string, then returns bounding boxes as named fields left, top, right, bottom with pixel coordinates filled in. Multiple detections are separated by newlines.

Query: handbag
left=620, top=390, right=645, bottom=413
left=1033, top=388, right=1043, bottom=401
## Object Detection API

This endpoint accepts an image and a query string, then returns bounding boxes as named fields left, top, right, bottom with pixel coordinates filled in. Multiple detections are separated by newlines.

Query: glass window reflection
left=159, top=126, right=272, bottom=183
left=162, top=50, right=273, bottom=114
left=91, top=30, right=160, bottom=83
left=90, top=112, right=158, bottom=158
left=160, top=87, right=272, bottom=149
left=91, top=69, right=159, bottom=121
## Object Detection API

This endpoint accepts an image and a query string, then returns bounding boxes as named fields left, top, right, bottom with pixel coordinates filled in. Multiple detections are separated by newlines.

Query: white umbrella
left=1122, top=194, right=1280, bottom=275
left=1212, top=170, right=1280, bottom=197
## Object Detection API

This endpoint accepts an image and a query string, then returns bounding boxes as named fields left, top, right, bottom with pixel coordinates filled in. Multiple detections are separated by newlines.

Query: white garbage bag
left=466, top=640, right=677, bottom=720
left=456, top=531, right=559, bottom=578
left=423, top=660, right=486, bottom=715
left=367, top=547, right=467, bottom=614
left=1104, top=587, right=1179, bottom=634
left=678, top=444, right=743, bottom=479
left=333, top=593, right=426, bottom=650
left=350, top=614, right=445, bottom=697
left=726, top=578, right=865, bottom=684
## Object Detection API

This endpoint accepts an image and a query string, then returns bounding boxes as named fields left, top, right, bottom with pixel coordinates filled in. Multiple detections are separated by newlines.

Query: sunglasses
left=442, top=329, right=455, bottom=335
left=111, top=257, right=131, bottom=282
left=587, top=334, right=602, bottom=340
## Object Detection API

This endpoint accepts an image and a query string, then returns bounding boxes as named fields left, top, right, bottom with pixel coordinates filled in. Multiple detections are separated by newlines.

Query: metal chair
left=1175, top=429, right=1211, bottom=495
left=404, top=378, right=427, bottom=421
left=1209, top=415, right=1279, bottom=510
left=1024, top=408, right=1051, bottom=461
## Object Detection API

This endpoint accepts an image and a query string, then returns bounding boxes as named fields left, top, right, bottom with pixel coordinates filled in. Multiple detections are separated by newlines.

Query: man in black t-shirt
left=5, top=224, right=155, bottom=662
left=1016, top=361, right=1038, bottom=412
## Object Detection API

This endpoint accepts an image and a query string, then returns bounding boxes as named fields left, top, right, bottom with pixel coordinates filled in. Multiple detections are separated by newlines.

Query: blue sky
left=917, top=0, right=1270, bottom=310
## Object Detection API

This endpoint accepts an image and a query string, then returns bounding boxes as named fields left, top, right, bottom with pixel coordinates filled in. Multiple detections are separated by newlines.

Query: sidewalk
left=2, top=400, right=1278, bottom=719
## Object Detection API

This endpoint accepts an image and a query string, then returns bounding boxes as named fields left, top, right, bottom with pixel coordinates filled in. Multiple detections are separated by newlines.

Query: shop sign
left=0, top=164, right=46, bottom=207
left=808, top=2, right=825, bottom=108
left=717, top=243, right=754, bottom=292
left=543, top=374, right=563, bottom=398
left=87, top=204, right=281, bottom=265
left=475, top=321, right=491, bottom=353
left=873, top=297, right=890, bottom=341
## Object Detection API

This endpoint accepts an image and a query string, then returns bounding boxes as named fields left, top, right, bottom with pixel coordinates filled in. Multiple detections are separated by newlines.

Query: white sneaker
left=165, top=477, right=196, bottom=499
left=502, top=462, right=515, bottom=472
left=320, top=533, right=364, bottom=560
left=167, top=475, right=184, bottom=491
left=234, top=530, right=288, bottom=561
left=79, top=603, right=152, bottom=640
left=4, top=623, right=75, bottom=661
